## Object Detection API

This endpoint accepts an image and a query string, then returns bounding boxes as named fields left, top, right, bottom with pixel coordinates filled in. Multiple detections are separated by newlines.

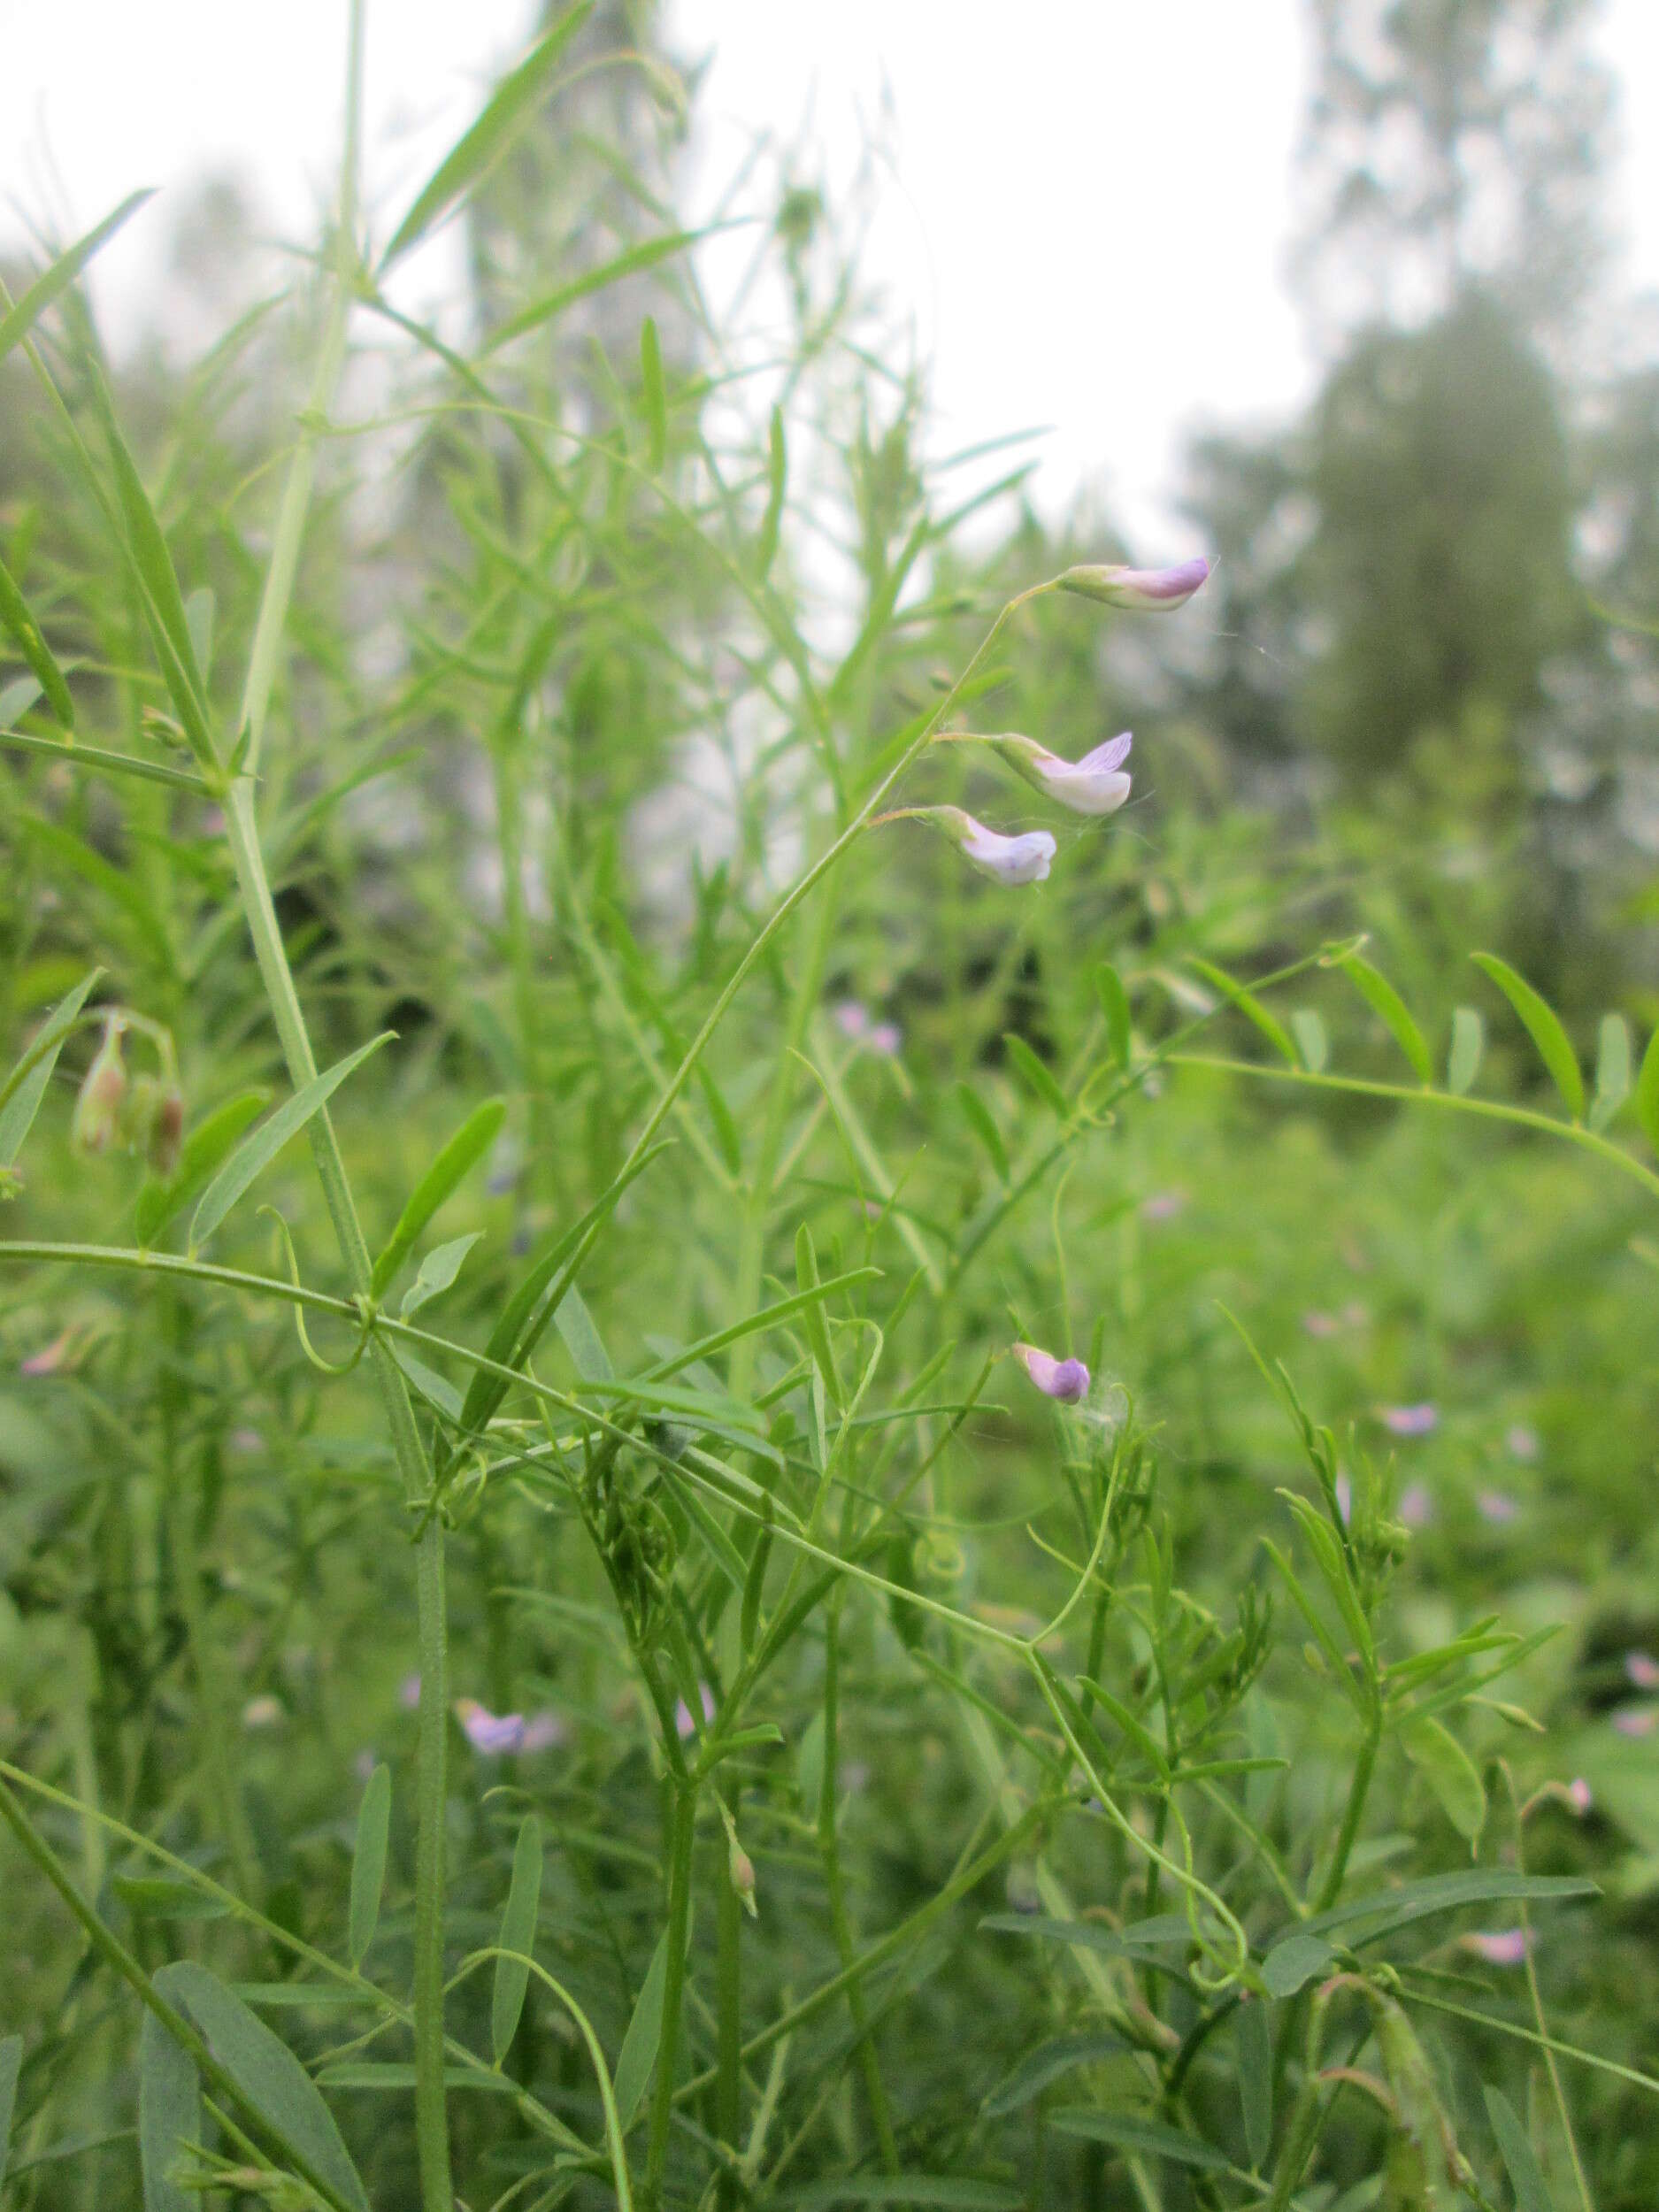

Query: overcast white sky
left=2, top=1, right=1656, bottom=543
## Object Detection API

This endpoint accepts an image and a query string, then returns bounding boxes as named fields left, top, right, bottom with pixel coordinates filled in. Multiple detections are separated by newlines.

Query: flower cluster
left=875, top=557, right=1210, bottom=887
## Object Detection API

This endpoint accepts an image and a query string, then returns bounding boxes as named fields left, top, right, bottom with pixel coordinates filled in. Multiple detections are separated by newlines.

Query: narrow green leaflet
left=1448, top=1005, right=1485, bottom=1096
left=1483, top=2084, right=1557, bottom=2212
left=0, top=968, right=101, bottom=1170
left=1472, top=952, right=1584, bottom=1121
left=1589, top=1011, right=1632, bottom=1132
left=189, top=1035, right=392, bottom=1249
left=86, top=366, right=214, bottom=766
left=554, top=1284, right=614, bottom=1384
left=1260, top=1929, right=1334, bottom=1998
left=980, top=1912, right=1196, bottom=1961
left=956, top=1081, right=1010, bottom=1184
left=155, top=1962, right=370, bottom=2212
left=1238, top=1997, right=1273, bottom=2167
left=1188, top=956, right=1297, bottom=1066
left=139, top=2008, right=200, bottom=2212
left=399, top=1232, right=483, bottom=1319
left=1636, top=1024, right=1659, bottom=1156
left=314, top=2064, right=520, bottom=2093
left=369, top=1094, right=503, bottom=1295
left=380, top=2, right=595, bottom=267
left=0, top=674, right=41, bottom=726
left=639, top=315, right=667, bottom=471
left=757, top=405, right=787, bottom=581
left=1340, top=952, right=1432, bottom=1083
left=347, top=1764, right=391, bottom=1970
left=0, top=2035, right=19, bottom=2187
left=134, top=1088, right=270, bottom=1246
left=491, top=1814, right=544, bottom=2062
left=1050, top=2108, right=1232, bottom=2171
left=0, top=190, right=153, bottom=365
left=1259, top=1872, right=1595, bottom=1993
left=0, top=553, right=75, bottom=728
left=982, top=2032, right=1126, bottom=2118
left=483, top=227, right=717, bottom=354
left=1291, top=1007, right=1328, bottom=1073
left=613, top=1929, right=670, bottom=2131
left=1096, top=961, right=1133, bottom=1069
left=1002, top=1032, right=1069, bottom=1118
left=182, top=587, right=215, bottom=687
left=1403, top=1716, right=1486, bottom=1847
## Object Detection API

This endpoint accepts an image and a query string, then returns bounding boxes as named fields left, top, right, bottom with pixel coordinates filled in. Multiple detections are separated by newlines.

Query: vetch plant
left=0, top=7, right=1651, bottom=2209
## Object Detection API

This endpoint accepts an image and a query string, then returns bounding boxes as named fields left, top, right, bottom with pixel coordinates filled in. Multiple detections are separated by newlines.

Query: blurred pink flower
left=20, top=1329, right=83, bottom=1377
left=1141, top=1190, right=1187, bottom=1223
left=835, top=1001, right=870, bottom=1039
left=1380, top=1403, right=1438, bottom=1437
left=1399, top=1483, right=1433, bottom=1528
left=675, top=1682, right=717, bottom=1740
left=1302, top=1310, right=1339, bottom=1340
left=1058, top=557, right=1210, bottom=612
left=399, top=1672, right=422, bottom=1710
left=1612, top=1707, right=1656, bottom=1740
left=455, top=1699, right=526, bottom=1754
left=520, top=1711, right=568, bottom=1753
left=870, top=1020, right=902, bottom=1056
left=1463, top=1930, right=1531, bottom=1967
left=1567, top=1777, right=1593, bottom=1816
left=1477, top=1488, right=1518, bottom=1525
left=1624, top=1651, right=1659, bottom=1692
left=1506, top=1422, right=1540, bottom=1461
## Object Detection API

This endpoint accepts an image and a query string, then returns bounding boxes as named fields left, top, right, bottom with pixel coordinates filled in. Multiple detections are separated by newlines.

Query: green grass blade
left=481, top=227, right=717, bottom=355
left=0, top=190, right=153, bottom=366
left=0, top=967, right=101, bottom=1169
left=1482, top=2084, right=1557, bottom=2212
left=380, top=3, right=595, bottom=269
left=491, top=1815, right=544, bottom=2062
left=346, top=1764, right=391, bottom=1970
left=0, top=551, right=76, bottom=727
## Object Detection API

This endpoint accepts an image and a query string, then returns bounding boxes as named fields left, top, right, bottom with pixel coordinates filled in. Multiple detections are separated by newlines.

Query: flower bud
left=1013, top=1340, right=1090, bottom=1403
left=1058, top=557, right=1210, bottom=612
left=884, top=805, right=1056, bottom=885
left=149, top=1086, right=185, bottom=1178
left=964, top=730, right=1133, bottom=817
left=71, top=1020, right=127, bottom=1154
left=727, top=1830, right=757, bottom=1916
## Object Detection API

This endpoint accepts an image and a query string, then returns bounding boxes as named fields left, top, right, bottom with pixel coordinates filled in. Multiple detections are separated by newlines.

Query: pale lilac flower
left=1059, top=557, right=1211, bottom=612
left=675, top=1682, right=717, bottom=1740
left=1302, top=1310, right=1340, bottom=1340
left=1399, top=1482, right=1433, bottom=1529
left=21, top=1328, right=81, bottom=1377
left=1463, top=1929, right=1531, bottom=1967
left=1333, top=1471, right=1353, bottom=1525
left=870, top=1021, right=902, bottom=1055
left=1567, top=1777, right=1593, bottom=1816
left=520, top=1710, right=568, bottom=1753
left=1612, top=1707, right=1657, bottom=1740
left=1013, top=1341, right=1091, bottom=1404
left=1140, top=1189, right=1187, bottom=1223
left=399, top=1672, right=423, bottom=1710
left=1625, top=1651, right=1659, bottom=1692
left=1477, top=1488, right=1518, bottom=1525
left=1380, top=1403, right=1438, bottom=1437
left=1506, top=1422, right=1540, bottom=1461
left=956, top=729, right=1134, bottom=816
left=455, top=1698, right=526, bottom=1755
left=242, top=1695, right=282, bottom=1730
left=882, top=805, right=1056, bottom=886
left=835, top=1000, right=870, bottom=1039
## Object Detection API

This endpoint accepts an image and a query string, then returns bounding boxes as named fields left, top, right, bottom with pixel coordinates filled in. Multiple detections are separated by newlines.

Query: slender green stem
left=0, top=725, right=211, bottom=790
left=1314, top=1699, right=1380, bottom=1913
left=714, top=1834, right=742, bottom=2207
left=644, top=1783, right=698, bottom=2208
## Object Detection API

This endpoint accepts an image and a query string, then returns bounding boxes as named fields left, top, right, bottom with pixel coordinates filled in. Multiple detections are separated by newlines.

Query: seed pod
left=70, top=1019, right=127, bottom=1154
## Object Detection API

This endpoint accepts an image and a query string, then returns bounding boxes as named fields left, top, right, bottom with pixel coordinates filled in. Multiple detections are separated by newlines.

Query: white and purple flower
left=1058, top=557, right=1211, bottom=613
left=1380, top=1402, right=1439, bottom=1438
left=944, top=729, right=1134, bottom=817
left=1013, top=1341, right=1091, bottom=1404
left=881, top=804, right=1057, bottom=885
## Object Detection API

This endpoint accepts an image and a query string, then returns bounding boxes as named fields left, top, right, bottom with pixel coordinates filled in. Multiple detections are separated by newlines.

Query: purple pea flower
left=1399, top=1482, right=1433, bottom=1529
left=1624, top=1651, right=1659, bottom=1692
left=1380, top=1402, right=1439, bottom=1437
left=675, top=1681, right=717, bottom=1740
left=1612, top=1707, right=1656, bottom=1740
left=1013, top=1341, right=1090, bottom=1404
left=1566, top=1777, right=1593, bottom=1815
left=870, top=1021, right=902, bottom=1056
left=835, top=1000, right=870, bottom=1039
left=1477, top=1488, right=1518, bottom=1525
left=1058, top=557, right=1210, bottom=612
left=878, top=805, right=1056, bottom=885
left=455, top=1698, right=526, bottom=1754
left=1506, top=1422, right=1540, bottom=1461
left=942, top=729, right=1134, bottom=817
